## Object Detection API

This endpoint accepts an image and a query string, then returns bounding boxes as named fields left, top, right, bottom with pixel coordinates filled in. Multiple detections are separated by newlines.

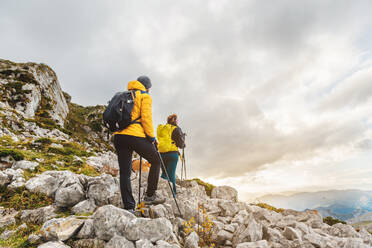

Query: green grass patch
left=186, top=178, right=216, bottom=196
left=0, top=148, right=24, bottom=161
left=255, top=203, right=284, bottom=213
left=0, top=222, right=41, bottom=248
left=323, top=216, right=346, bottom=226
left=0, top=185, right=53, bottom=211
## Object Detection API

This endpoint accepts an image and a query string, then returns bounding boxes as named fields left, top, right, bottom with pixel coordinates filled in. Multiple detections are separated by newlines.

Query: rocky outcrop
left=0, top=59, right=68, bottom=125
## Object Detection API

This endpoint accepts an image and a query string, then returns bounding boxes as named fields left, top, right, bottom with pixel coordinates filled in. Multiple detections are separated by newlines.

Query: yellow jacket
left=114, top=80, right=154, bottom=139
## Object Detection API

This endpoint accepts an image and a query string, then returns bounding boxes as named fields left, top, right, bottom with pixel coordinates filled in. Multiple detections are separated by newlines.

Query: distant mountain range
left=255, top=189, right=372, bottom=222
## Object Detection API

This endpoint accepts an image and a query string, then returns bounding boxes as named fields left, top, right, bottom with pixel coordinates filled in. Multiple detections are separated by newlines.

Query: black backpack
left=103, top=90, right=140, bottom=138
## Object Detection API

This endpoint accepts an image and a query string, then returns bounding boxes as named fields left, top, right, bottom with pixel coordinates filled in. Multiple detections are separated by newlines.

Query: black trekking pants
left=113, top=134, right=161, bottom=210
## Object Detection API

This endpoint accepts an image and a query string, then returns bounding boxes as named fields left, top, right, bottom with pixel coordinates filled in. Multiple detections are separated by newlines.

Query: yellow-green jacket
left=114, top=80, right=154, bottom=139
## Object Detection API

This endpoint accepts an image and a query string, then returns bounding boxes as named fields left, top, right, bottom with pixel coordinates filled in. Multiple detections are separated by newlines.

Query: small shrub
left=182, top=204, right=216, bottom=247
left=0, top=185, right=53, bottom=210
left=90, top=121, right=103, bottom=132
left=323, top=216, right=346, bottom=226
left=0, top=148, right=24, bottom=161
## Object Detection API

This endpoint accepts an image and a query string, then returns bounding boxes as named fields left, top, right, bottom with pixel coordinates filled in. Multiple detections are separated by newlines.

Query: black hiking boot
left=144, top=192, right=166, bottom=205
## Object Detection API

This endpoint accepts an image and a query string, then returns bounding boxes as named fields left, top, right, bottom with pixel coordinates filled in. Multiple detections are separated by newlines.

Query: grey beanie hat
left=137, top=75, right=152, bottom=89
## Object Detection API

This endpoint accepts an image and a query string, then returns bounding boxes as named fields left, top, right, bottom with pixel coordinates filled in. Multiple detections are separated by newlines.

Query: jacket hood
left=127, top=80, right=147, bottom=91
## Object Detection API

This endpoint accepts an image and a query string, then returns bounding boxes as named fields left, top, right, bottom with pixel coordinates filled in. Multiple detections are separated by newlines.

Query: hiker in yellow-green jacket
left=157, top=114, right=185, bottom=196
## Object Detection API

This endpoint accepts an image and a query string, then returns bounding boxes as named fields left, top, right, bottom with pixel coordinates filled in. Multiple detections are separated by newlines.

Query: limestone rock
left=20, top=205, right=57, bottom=225
left=0, top=229, right=16, bottom=240
left=136, top=239, right=155, bottom=248
left=28, top=234, right=42, bottom=245
left=40, top=217, right=85, bottom=241
left=87, top=174, right=119, bottom=206
left=106, top=235, right=135, bottom=248
left=0, top=171, right=10, bottom=185
left=12, top=160, right=38, bottom=171
left=184, top=231, right=199, bottom=248
left=71, top=239, right=105, bottom=248
left=283, top=226, right=302, bottom=241
left=37, top=241, right=71, bottom=248
left=0, top=208, right=18, bottom=228
left=72, top=199, right=97, bottom=215
left=93, top=205, right=135, bottom=241
left=124, top=217, right=173, bottom=243
left=55, top=183, right=85, bottom=208
left=211, top=186, right=238, bottom=202
left=236, top=240, right=270, bottom=248
left=76, top=219, right=95, bottom=239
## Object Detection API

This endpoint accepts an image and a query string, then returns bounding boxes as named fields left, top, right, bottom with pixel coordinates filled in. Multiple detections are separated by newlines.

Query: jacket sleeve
left=141, top=93, right=155, bottom=139
left=172, top=127, right=185, bottom=148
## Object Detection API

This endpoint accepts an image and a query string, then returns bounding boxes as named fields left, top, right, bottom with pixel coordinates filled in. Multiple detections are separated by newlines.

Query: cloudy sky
left=1, top=0, right=372, bottom=200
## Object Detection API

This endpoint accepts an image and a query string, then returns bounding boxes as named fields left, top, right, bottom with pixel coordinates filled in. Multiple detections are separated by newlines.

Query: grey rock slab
left=155, top=240, right=180, bottom=248
left=40, top=216, right=85, bottom=241
left=283, top=226, right=302, bottom=241
left=105, top=235, right=135, bottom=248
left=87, top=174, right=119, bottom=206
left=216, top=229, right=234, bottom=244
left=211, top=185, right=238, bottom=202
left=184, top=231, right=199, bottom=248
left=0, top=229, right=16, bottom=240
left=37, top=241, right=71, bottom=248
left=236, top=240, right=270, bottom=248
left=136, top=239, right=155, bottom=248
left=25, top=174, right=60, bottom=197
left=28, top=234, right=42, bottom=245
left=55, top=183, right=85, bottom=208
left=233, top=214, right=263, bottom=245
left=93, top=204, right=135, bottom=241
left=0, top=171, right=10, bottom=185
left=20, top=205, right=57, bottom=225
left=124, top=217, right=173, bottom=243
left=0, top=208, right=18, bottom=228
left=72, top=199, right=97, bottom=215
left=76, top=219, right=95, bottom=239
left=12, top=160, right=38, bottom=171
left=72, top=238, right=106, bottom=248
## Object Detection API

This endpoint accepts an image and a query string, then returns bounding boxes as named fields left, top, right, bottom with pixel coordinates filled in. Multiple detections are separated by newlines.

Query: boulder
left=0, top=229, right=16, bottom=240
left=40, top=217, right=85, bottom=241
left=283, top=226, right=302, bottom=241
left=106, top=235, right=135, bottom=248
left=25, top=174, right=60, bottom=197
left=72, top=199, right=97, bottom=215
left=0, top=171, right=10, bottom=185
left=93, top=205, right=135, bottom=241
left=87, top=174, right=119, bottom=206
left=211, top=186, right=238, bottom=202
left=37, top=241, right=71, bottom=248
left=76, top=219, right=95, bottom=239
left=71, top=239, right=105, bottom=248
left=184, top=231, right=199, bottom=248
left=124, top=217, right=173, bottom=243
left=28, top=234, right=42, bottom=245
left=0, top=208, right=18, bottom=228
left=155, top=240, right=180, bottom=248
left=236, top=240, right=270, bottom=248
left=233, top=214, right=263, bottom=245
left=20, top=205, right=57, bottom=225
left=136, top=239, right=155, bottom=248
left=12, top=160, right=38, bottom=171
left=55, top=183, right=85, bottom=208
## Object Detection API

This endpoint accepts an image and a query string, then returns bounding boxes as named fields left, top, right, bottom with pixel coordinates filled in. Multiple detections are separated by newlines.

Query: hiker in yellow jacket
left=157, top=114, right=185, bottom=196
left=114, top=76, right=165, bottom=213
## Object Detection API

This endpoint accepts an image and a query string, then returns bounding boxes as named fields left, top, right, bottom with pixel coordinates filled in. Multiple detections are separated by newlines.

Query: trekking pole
left=153, top=143, right=183, bottom=218
left=182, top=148, right=187, bottom=180
left=138, top=157, right=142, bottom=203
left=180, top=152, right=184, bottom=181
